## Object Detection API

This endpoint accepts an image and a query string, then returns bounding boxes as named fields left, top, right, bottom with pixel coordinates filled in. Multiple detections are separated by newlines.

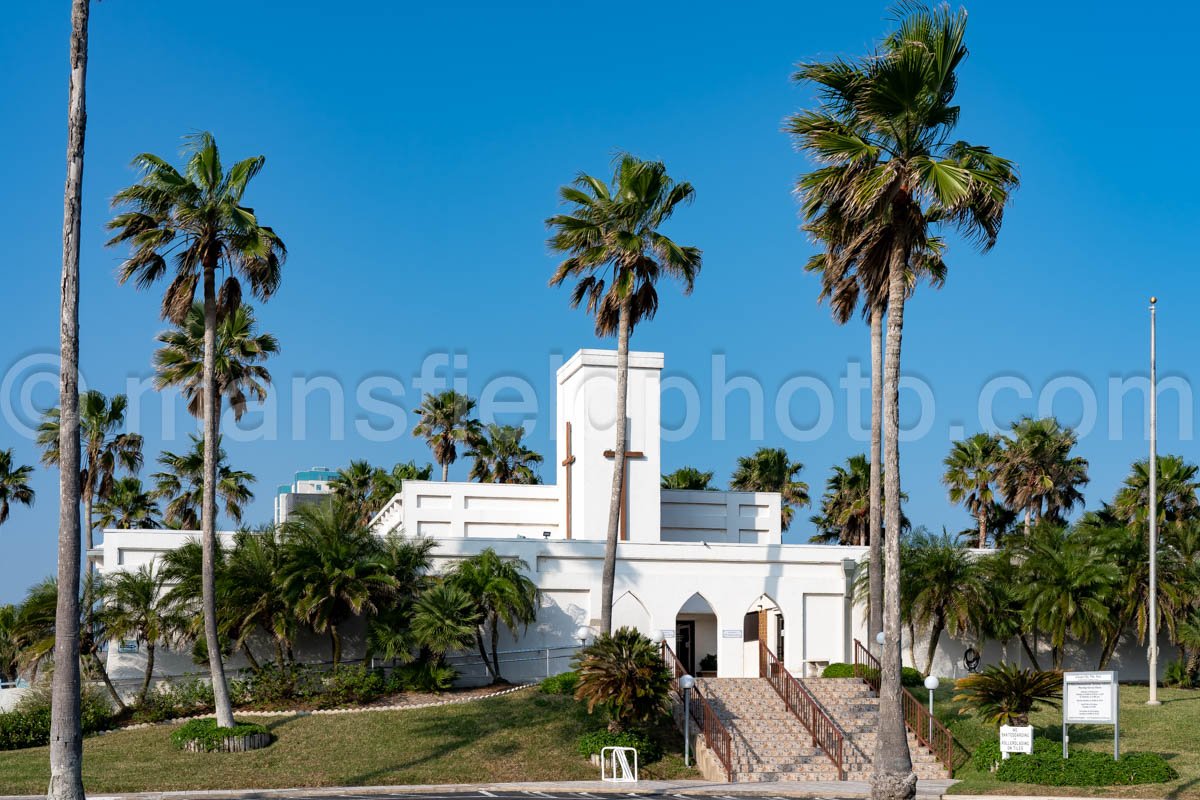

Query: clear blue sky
left=2, top=1, right=1197, bottom=603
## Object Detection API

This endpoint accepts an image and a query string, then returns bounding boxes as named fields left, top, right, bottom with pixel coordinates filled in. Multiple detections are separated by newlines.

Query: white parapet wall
left=659, top=489, right=781, bottom=544
left=373, top=481, right=561, bottom=539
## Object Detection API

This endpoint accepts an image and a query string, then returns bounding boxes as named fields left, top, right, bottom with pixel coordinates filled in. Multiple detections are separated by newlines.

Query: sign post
left=1063, top=671, right=1119, bottom=760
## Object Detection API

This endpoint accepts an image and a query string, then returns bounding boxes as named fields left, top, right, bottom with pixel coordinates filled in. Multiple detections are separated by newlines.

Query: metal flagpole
left=1148, top=296, right=1161, bottom=707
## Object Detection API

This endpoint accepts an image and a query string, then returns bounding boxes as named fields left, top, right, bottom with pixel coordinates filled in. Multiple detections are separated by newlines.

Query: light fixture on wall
left=542, top=530, right=551, bottom=539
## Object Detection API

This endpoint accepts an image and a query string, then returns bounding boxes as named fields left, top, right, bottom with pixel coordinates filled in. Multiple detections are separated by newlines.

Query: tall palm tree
left=661, top=467, right=714, bottom=490
left=102, top=564, right=185, bottom=704
left=365, top=536, right=438, bottom=664
left=0, top=449, right=36, bottom=528
left=1114, top=455, right=1200, bottom=532
left=94, top=476, right=160, bottom=529
left=791, top=7, right=1019, bottom=796
left=0, top=604, right=19, bottom=685
left=467, top=424, right=543, bottom=484
left=151, top=435, right=255, bottom=529
left=943, top=433, right=1005, bottom=548
left=37, top=391, right=144, bottom=551
left=547, top=154, right=702, bottom=635
left=804, top=195, right=945, bottom=638
left=51, top=1, right=90, bottom=793
left=412, top=391, right=483, bottom=482
left=107, top=131, right=285, bottom=729
left=448, top=548, right=539, bottom=684
left=730, top=448, right=810, bottom=531
left=998, top=417, right=1089, bottom=536
left=902, top=530, right=987, bottom=673
left=279, top=501, right=395, bottom=666
left=153, top=301, right=279, bottom=421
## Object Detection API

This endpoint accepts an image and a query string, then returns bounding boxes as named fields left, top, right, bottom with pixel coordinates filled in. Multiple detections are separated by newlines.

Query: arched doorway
left=611, top=591, right=652, bottom=638
left=675, top=593, right=718, bottom=677
left=742, top=594, right=784, bottom=677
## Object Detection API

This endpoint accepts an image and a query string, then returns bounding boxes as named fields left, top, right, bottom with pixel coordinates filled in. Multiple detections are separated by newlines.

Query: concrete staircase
left=698, top=676, right=950, bottom=782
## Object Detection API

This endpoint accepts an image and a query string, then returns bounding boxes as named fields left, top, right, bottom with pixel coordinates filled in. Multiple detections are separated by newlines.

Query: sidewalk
left=0, top=778, right=958, bottom=800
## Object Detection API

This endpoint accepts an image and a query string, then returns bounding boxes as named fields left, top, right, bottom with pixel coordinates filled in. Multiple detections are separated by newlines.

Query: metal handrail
left=661, top=642, right=732, bottom=779
left=759, top=642, right=845, bottom=780
left=853, top=639, right=955, bottom=775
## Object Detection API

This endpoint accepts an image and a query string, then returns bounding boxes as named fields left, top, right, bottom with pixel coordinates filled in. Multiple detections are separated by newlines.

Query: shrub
left=316, top=666, right=386, bottom=708
left=1164, top=659, right=1193, bottom=689
left=902, top=667, right=925, bottom=687
left=170, top=718, right=272, bottom=752
left=573, top=627, right=672, bottom=732
left=576, top=729, right=662, bottom=763
left=822, top=662, right=855, bottom=678
left=240, top=663, right=320, bottom=706
left=954, top=664, right=1062, bottom=726
left=390, top=661, right=457, bottom=693
left=539, top=670, right=579, bottom=695
left=0, top=684, right=114, bottom=751
left=973, top=738, right=1176, bottom=786
left=0, top=708, right=50, bottom=751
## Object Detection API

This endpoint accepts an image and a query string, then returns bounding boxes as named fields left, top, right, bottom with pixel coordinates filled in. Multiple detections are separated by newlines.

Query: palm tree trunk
left=201, top=263, right=235, bottom=729
left=330, top=627, right=341, bottom=668
left=241, top=642, right=261, bottom=672
left=49, top=3, right=89, bottom=798
left=599, top=297, right=631, bottom=635
left=490, top=617, right=505, bottom=684
left=925, top=617, right=944, bottom=676
left=441, top=461, right=449, bottom=482
left=1019, top=633, right=1041, bottom=670
left=83, top=488, right=93, bottom=555
left=1023, top=507, right=1032, bottom=538
left=474, top=629, right=496, bottom=681
left=873, top=245, right=914, bottom=800
left=89, top=650, right=127, bottom=712
left=977, top=508, right=987, bottom=549
left=139, top=643, right=156, bottom=704
left=869, top=305, right=884, bottom=640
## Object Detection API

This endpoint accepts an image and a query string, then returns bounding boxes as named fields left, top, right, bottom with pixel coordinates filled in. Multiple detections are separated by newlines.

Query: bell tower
left=555, top=350, right=662, bottom=542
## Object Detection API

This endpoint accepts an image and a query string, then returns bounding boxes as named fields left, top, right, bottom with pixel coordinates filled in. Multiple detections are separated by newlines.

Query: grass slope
left=0, top=690, right=697, bottom=795
left=912, top=683, right=1200, bottom=798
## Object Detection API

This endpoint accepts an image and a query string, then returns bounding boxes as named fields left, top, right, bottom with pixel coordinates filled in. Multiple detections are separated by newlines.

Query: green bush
left=902, top=666, right=924, bottom=687
left=973, top=738, right=1177, bottom=786
left=315, top=666, right=387, bottom=708
left=539, top=670, right=579, bottom=695
left=389, top=661, right=457, bottom=693
left=0, top=683, right=114, bottom=751
left=170, top=718, right=272, bottom=752
left=576, top=729, right=662, bottom=763
left=0, top=707, right=51, bottom=751
left=822, top=662, right=855, bottom=678
left=1164, top=659, right=1194, bottom=689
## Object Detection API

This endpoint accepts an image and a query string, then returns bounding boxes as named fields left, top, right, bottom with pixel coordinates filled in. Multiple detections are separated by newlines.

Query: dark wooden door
left=676, top=620, right=696, bottom=675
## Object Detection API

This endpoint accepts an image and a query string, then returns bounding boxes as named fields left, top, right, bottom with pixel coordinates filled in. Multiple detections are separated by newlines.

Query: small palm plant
left=574, top=626, right=672, bottom=732
left=953, top=663, right=1062, bottom=726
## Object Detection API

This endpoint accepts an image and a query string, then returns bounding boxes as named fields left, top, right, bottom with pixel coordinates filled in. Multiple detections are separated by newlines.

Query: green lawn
left=906, top=682, right=1200, bottom=798
left=0, top=690, right=697, bottom=795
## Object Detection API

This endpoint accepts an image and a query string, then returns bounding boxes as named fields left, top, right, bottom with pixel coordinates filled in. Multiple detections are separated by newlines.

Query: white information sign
left=1061, top=671, right=1119, bottom=760
left=999, top=725, right=1033, bottom=758
left=1064, top=671, right=1117, bottom=724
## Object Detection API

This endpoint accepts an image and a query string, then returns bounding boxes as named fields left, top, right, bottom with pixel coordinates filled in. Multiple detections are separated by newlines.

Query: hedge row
left=973, top=739, right=1177, bottom=786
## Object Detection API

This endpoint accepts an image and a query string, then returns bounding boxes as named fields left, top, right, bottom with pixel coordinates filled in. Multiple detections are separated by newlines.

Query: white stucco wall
left=660, top=489, right=781, bottom=544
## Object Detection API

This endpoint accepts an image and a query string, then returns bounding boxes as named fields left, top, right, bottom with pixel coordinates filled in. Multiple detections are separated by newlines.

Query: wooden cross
left=604, top=447, right=645, bottom=541
left=561, top=422, right=576, bottom=539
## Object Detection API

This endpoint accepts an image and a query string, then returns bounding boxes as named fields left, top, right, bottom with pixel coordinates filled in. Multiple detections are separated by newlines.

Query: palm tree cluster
left=5, top=502, right=541, bottom=707
left=661, top=447, right=810, bottom=531
left=410, top=392, right=544, bottom=487
left=943, top=418, right=1089, bottom=547
left=893, top=454, right=1200, bottom=682
left=329, top=459, right=434, bottom=524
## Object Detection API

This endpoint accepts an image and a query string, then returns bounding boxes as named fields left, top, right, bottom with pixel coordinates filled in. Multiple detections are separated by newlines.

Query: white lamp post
left=576, top=626, right=590, bottom=651
left=924, top=675, right=940, bottom=741
left=679, top=673, right=696, bottom=766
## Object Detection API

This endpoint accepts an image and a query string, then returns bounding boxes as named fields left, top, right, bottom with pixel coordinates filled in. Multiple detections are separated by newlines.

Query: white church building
left=94, top=349, right=869, bottom=686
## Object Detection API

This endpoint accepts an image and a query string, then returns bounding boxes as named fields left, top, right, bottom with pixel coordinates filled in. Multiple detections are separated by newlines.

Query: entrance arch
left=742, top=594, right=784, bottom=677
left=674, top=592, right=718, bottom=677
